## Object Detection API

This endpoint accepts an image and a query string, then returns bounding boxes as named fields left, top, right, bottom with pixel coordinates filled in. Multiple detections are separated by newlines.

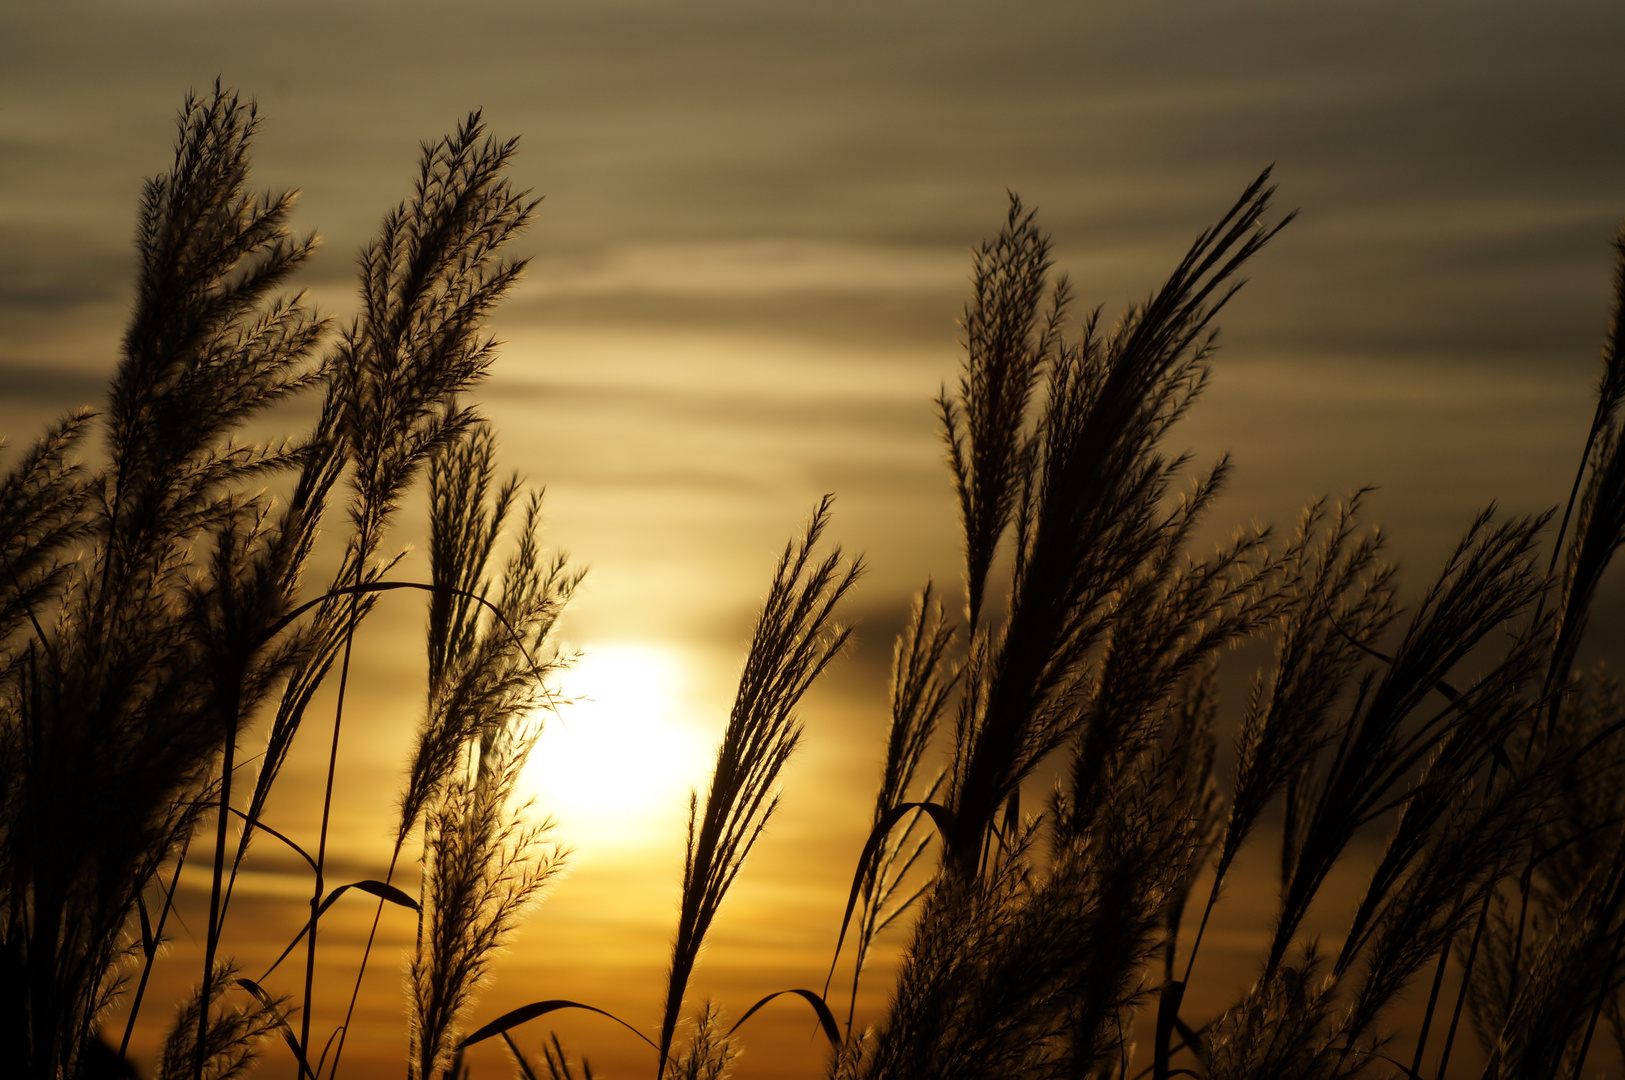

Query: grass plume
left=658, top=497, right=862, bottom=1076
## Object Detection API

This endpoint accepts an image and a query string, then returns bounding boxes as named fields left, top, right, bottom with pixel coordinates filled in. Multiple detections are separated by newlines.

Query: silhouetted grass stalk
left=657, top=497, right=861, bottom=1077
left=293, top=111, right=539, bottom=1068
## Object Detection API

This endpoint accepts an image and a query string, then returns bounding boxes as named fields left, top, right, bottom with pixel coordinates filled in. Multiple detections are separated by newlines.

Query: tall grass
left=0, top=85, right=569, bottom=1080
left=829, top=179, right=1625, bottom=1079
left=404, top=424, right=576, bottom=1080
left=7, top=85, right=1625, bottom=1080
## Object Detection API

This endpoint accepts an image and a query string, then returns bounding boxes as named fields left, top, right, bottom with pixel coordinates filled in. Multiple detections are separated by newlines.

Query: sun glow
left=521, top=643, right=716, bottom=857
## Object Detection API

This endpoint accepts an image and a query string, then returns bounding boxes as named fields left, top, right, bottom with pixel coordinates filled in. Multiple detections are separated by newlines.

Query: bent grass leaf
left=223, top=806, right=316, bottom=872
left=259, top=580, right=563, bottom=688
left=726, top=988, right=842, bottom=1052
left=197, top=800, right=317, bottom=876
left=235, top=978, right=316, bottom=1080
left=822, top=799, right=953, bottom=997
left=461, top=1000, right=659, bottom=1054
left=314, top=1023, right=345, bottom=1080
left=260, top=880, right=420, bottom=979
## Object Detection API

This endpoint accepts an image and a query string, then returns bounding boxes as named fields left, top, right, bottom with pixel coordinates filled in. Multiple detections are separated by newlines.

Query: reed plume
left=664, top=1002, right=736, bottom=1080
left=411, top=715, right=564, bottom=1080
left=1452, top=672, right=1625, bottom=1077
left=940, top=198, right=1064, bottom=630
left=1204, top=949, right=1347, bottom=1080
left=0, top=85, right=556, bottom=1080
left=369, top=423, right=576, bottom=1080
left=941, top=172, right=1290, bottom=879
left=851, top=173, right=1292, bottom=1080
left=0, top=84, right=330, bottom=1080
left=154, top=965, right=282, bottom=1080
left=837, top=585, right=957, bottom=1031
left=297, top=107, right=538, bottom=1065
left=658, top=497, right=861, bottom=1076
left=521, top=1033, right=596, bottom=1080
left=1269, top=508, right=1549, bottom=971
left=401, top=423, right=579, bottom=851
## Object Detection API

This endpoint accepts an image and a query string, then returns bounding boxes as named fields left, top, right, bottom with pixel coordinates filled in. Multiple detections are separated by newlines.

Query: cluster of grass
left=5, top=85, right=1625, bottom=1080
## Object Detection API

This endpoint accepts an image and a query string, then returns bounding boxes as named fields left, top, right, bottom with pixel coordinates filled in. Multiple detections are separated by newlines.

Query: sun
left=520, top=642, right=716, bottom=857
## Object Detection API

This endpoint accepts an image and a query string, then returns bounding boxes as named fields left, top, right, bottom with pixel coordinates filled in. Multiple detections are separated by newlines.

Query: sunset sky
left=4, top=2, right=1625, bottom=1078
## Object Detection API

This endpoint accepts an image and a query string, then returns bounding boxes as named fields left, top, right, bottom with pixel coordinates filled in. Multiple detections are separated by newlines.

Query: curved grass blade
left=821, top=800, right=952, bottom=997
left=194, top=796, right=317, bottom=875
left=725, top=988, right=841, bottom=1051
left=332, top=878, right=419, bottom=910
left=259, top=880, right=420, bottom=979
left=461, top=1000, right=658, bottom=1054
left=222, top=805, right=316, bottom=872
left=259, top=580, right=564, bottom=691
left=235, top=978, right=316, bottom=1080
left=314, top=1023, right=344, bottom=1080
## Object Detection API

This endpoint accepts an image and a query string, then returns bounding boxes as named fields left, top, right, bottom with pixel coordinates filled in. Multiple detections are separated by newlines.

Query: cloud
left=0, top=361, right=112, bottom=403
left=515, top=240, right=967, bottom=299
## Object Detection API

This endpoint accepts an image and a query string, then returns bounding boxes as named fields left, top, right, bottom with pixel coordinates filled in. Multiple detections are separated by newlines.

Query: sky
left=4, top=1, right=1625, bottom=1077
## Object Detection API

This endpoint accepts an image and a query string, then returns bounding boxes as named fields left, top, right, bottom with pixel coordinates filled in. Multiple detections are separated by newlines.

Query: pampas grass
left=1, top=84, right=332, bottom=1080
left=406, top=423, right=574, bottom=1080
left=940, top=173, right=1290, bottom=882
left=0, top=85, right=567, bottom=1080
left=155, top=965, right=282, bottom=1080
left=12, top=84, right=1625, bottom=1080
left=657, top=497, right=861, bottom=1077
left=840, top=172, right=1625, bottom=1080
left=835, top=585, right=956, bottom=1033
